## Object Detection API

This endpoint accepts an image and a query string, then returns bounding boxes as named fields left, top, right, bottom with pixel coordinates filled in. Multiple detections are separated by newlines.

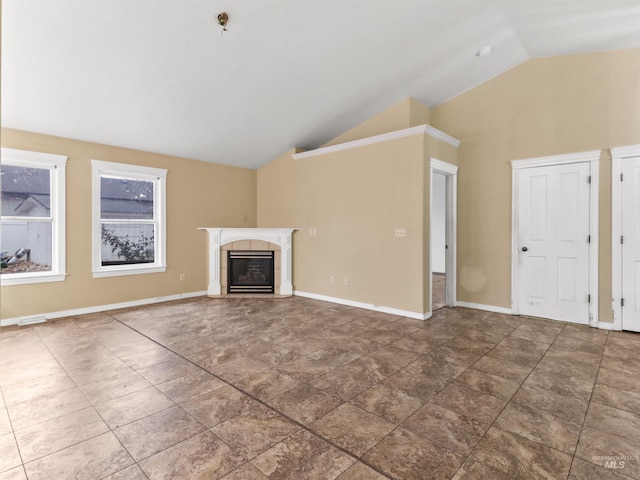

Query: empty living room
left=2, top=1, right=640, bottom=479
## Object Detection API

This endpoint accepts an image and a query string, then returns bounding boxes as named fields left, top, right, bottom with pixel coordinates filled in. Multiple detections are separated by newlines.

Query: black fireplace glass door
left=227, top=251, right=274, bottom=294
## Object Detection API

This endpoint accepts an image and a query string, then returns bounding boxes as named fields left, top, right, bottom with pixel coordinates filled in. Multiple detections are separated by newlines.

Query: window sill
left=92, top=265, right=167, bottom=278
left=1, top=273, right=67, bottom=286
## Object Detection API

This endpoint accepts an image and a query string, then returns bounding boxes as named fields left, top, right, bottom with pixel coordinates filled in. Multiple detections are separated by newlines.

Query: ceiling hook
left=217, top=12, right=229, bottom=34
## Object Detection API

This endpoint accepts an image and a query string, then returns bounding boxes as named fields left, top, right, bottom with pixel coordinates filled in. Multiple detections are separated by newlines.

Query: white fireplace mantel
left=198, top=228, right=295, bottom=296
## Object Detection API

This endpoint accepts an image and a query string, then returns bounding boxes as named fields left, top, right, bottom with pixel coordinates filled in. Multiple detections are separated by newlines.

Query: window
left=1, top=148, right=67, bottom=286
left=92, top=160, right=167, bottom=277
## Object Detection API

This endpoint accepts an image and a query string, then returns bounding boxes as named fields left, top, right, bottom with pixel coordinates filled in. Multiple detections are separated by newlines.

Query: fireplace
left=199, top=228, right=295, bottom=297
left=227, top=250, right=274, bottom=294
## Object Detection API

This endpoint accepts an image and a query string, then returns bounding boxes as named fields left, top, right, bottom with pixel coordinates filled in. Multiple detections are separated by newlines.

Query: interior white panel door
left=517, top=162, right=591, bottom=324
left=622, top=157, right=640, bottom=332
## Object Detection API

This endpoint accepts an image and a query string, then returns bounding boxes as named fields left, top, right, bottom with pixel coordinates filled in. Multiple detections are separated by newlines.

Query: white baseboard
left=1, top=291, right=207, bottom=327
left=4, top=290, right=619, bottom=333
left=455, top=302, right=618, bottom=331
left=18, top=316, right=47, bottom=326
left=294, top=290, right=431, bottom=320
left=597, top=322, right=617, bottom=331
left=454, top=301, right=513, bottom=315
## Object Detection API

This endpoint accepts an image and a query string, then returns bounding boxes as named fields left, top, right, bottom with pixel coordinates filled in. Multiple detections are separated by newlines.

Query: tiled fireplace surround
left=200, top=228, right=295, bottom=298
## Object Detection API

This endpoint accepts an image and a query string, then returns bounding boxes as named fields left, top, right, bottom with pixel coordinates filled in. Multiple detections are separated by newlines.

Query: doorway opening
left=432, top=172, right=447, bottom=310
left=430, top=159, right=458, bottom=315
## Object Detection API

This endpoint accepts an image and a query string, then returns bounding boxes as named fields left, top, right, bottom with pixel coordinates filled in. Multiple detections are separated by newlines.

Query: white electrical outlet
left=330, top=275, right=335, bottom=284
left=179, top=273, right=185, bottom=281
left=395, top=228, right=407, bottom=237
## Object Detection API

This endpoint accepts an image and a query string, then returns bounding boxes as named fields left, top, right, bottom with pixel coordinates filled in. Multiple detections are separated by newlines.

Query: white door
left=517, top=162, right=591, bottom=324
left=622, top=156, right=640, bottom=332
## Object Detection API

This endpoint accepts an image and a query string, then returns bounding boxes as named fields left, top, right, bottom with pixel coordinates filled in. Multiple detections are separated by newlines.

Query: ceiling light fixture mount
left=217, top=12, right=229, bottom=33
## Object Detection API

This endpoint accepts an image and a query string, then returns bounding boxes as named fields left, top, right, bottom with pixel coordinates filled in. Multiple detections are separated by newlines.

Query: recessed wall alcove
left=199, top=228, right=295, bottom=297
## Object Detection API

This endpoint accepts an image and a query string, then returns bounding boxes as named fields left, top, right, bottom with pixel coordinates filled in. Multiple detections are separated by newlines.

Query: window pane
left=101, top=177, right=154, bottom=220
left=1, top=221, right=52, bottom=274
left=1, top=165, right=51, bottom=217
left=101, top=224, right=155, bottom=265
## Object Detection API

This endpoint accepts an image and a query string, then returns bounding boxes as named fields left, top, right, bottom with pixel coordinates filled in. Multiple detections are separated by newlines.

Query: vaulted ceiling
left=3, top=1, right=640, bottom=169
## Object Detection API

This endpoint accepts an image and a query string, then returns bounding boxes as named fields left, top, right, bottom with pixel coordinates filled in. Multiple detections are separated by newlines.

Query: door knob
left=521, top=246, right=528, bottom=252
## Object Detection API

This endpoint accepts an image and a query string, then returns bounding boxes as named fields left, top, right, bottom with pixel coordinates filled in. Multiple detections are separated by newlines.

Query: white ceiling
left=3, top=1, right=640, bottom=169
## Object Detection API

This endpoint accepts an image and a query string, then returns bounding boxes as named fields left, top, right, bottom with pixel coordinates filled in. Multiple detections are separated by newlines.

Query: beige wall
left=1, top=128, right=257, bottom=320
left=258, top=136, right=429, bottom=314
left=258, top=107, right=457, bottom=316
left=5, top=49, right=637, bottom=323
left=257, top=96, right=455, bottom=315
left=323, top=97, right=431, bottom=147
left=431, top=49, right=640, bottom=319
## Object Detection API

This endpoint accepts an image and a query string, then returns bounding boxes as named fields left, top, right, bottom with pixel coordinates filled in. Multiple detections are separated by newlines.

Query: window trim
left=91, top=160, right=167, bottom=278
left=1, top=147, right=67, bottom=286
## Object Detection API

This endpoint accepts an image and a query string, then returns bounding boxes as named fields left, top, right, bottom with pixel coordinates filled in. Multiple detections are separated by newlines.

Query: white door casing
left=612, top=145, right=640, bottom=332
left=429, top=158, right=458, bottom=316
left=621, top=157, right=640, bottom=331
left=512, top=151, right=599, bottom=326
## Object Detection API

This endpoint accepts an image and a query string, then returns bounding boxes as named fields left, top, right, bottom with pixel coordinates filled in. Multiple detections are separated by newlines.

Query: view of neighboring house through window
left=1, top=148, right=67, bottom=286
left=92, top=160, right=167, bottom=277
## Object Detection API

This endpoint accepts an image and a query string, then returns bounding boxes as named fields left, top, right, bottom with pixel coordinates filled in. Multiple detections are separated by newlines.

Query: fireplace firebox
left=227, top=250, right=275, bottom=294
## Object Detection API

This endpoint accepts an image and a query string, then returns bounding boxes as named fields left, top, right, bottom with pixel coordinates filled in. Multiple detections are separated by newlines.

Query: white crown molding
left=430, top=157, right=459, bottom=175
left=1, top=147, right=68, bottom=167
left=511, top=150, right=601, bottom=169
left=423, top=125, right=462, bottom=148
left=0, top=291, right=207, bottom=327
left=292, top=124, right=460, bottom=160
left=611, top=144, right=640, bottom=158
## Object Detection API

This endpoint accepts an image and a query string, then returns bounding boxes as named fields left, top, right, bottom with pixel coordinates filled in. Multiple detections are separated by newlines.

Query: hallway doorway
left=430, top=159, right=458, bottom=315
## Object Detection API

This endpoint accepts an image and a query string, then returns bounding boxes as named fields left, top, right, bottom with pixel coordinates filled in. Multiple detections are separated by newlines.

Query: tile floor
left=1, top=296, right=639, bottom=479
left=432, top=273, right=446, bottom=311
